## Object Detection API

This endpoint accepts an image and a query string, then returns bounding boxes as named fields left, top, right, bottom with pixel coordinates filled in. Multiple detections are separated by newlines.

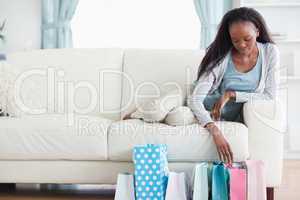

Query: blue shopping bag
left=133, top=144, right=169, bottom=200
left=212, top=162, right=230, bottom=200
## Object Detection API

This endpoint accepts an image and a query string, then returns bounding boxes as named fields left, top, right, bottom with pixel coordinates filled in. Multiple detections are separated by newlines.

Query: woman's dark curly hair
left=197, top=7, right=274, bottom=80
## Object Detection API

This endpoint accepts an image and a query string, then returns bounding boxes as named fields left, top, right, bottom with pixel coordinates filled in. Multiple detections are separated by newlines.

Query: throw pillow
left=164, top=106, right=197, bottom=126
left=130, top=89, right=184, bottom=122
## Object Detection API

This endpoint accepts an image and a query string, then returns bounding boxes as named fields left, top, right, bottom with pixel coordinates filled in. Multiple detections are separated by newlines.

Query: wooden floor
left=0, top=184, right=115, bottom=200
left=275, top=160, right=300, bottom=200
left=0, top=160, right=298, bottom=200
left=0, top=194, right=112, bottom=200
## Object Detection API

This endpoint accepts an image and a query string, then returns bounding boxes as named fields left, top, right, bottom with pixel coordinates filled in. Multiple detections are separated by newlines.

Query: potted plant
left=0, top=19, right=6, bottom=59
left=0, top=20, right=6, bottom=49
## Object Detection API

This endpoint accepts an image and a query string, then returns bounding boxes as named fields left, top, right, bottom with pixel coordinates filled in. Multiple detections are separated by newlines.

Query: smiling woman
left=71, top=0, right=200, bottom=49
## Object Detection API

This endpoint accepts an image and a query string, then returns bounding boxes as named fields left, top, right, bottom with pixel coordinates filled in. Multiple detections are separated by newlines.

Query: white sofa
left=0, top=48, right=286, bottom=189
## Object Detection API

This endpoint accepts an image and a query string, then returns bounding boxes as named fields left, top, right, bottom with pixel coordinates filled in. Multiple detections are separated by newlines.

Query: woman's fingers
left=227, top=144, right=233, bottom=164
left=211, top=105, right=216, bottom=120
left=219, top=146, right=233, bottom=164
left=219, top=147, right=227, bottom=163
left=212, top=103, right=221, bottom=121
left=222, top=148, right=230, bottom=164
left=218, top=147, right=225, bottom=162
left=224, top=146, right=233, bottom=164
left=215, top=109, right=221, bottom=120
left=225, top=150, right=231, bottom=164
left=217, top=148, right=223, bottom=161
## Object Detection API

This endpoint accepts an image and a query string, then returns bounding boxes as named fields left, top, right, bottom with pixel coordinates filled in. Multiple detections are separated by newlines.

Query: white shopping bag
left=192, top=163, right=209, bottom=200
left=165, top=172, right=188, bottom=200
left=114, top=173, right=135, bottom=200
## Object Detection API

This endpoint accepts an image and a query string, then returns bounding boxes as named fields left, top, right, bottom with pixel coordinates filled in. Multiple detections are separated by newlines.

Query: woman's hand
left=211, top=90, right=235, bottom=120
left=206, top=122, right=233, bottom=164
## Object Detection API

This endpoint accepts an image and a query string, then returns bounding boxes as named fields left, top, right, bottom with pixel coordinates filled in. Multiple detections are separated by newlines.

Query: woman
left=188, top=7, right=280, bottom=164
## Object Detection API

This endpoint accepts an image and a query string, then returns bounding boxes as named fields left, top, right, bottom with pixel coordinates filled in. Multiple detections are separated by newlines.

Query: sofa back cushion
left=6, top=48, right=124, bottom=120
left=121, top=49, right=204, bottom=119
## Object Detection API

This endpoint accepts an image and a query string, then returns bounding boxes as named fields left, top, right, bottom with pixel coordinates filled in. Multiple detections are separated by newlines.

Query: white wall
left=254, top=6, right=300, bottom=39
left=0, top=0, right=41, bottom=53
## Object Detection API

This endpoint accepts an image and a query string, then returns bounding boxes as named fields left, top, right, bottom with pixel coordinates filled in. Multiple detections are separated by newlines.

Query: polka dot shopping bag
left=133, top=144, right=169, bottom=200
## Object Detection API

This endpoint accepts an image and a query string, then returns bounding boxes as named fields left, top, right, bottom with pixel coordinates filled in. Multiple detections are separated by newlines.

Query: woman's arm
left=234, top=44, right=280, bottom=102
left=187, top=71, right=215, bottom=127
left=188, top=70, right=233, bottom=164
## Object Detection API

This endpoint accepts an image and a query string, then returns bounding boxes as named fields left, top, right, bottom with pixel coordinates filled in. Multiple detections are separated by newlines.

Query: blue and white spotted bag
left=133, top=144, right=169, bottom=200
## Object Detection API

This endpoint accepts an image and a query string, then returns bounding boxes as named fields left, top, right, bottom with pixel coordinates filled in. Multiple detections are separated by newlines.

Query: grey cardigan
left=187, top=42, right=280, bottom=127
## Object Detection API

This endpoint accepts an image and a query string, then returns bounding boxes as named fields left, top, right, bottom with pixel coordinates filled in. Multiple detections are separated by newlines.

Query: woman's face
left=229, top=21, right=259, bottom=55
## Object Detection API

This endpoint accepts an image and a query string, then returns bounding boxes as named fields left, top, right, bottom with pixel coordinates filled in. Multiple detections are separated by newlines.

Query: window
left=72, top=0, right=200, bottom=49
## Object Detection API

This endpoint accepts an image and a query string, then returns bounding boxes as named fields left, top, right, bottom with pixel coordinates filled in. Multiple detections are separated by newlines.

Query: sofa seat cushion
left=0, top=114, right=112, bottom=160
left=108, top=119, right=249, bottom=162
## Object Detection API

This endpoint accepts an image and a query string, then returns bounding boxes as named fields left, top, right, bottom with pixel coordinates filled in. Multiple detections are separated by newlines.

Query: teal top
left=203, top=49, right=262, bottom=122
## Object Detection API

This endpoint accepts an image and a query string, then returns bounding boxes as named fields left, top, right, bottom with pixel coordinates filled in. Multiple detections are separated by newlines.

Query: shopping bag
left=114, top=173, right=135, bottom=200
left=212, top=162, right=230, bottom=200
left=245, top=160, right=267, bottom=200
left=133, top=144, right=169, bottom=200
left=193, top=163, right=209, bottom=200
left=228, top=166, right=247, bottom=200
left=165, top=172, right=188, bottom=200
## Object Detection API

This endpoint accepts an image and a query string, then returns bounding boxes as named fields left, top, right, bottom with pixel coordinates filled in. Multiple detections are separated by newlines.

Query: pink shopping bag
left=229, top=167, right=247, bottom=200
left=245, top=160, right=266, bottom=200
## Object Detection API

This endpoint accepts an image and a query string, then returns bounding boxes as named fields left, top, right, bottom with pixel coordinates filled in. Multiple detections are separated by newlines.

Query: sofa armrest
left=243, top=100, right=287, bottom=187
